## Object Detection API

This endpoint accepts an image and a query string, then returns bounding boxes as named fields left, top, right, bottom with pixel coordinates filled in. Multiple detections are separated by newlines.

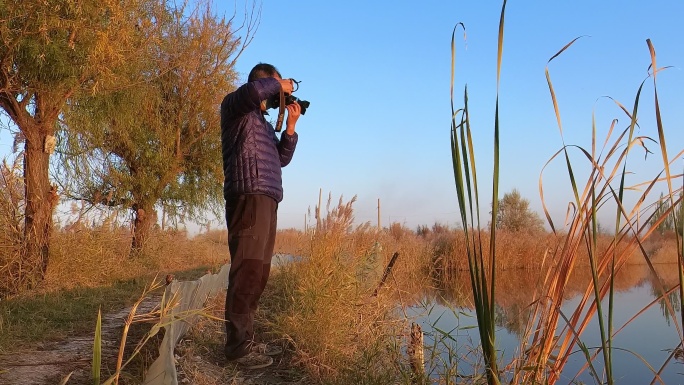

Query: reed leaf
left=648, top=37, right=684, bottom=340
left=93, top=308, right=102, bottom=385
left=58, top=372, right=73, bottom=385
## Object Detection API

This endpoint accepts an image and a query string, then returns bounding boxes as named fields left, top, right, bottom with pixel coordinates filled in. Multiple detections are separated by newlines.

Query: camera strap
left=274, top=89, right=285, bottom=133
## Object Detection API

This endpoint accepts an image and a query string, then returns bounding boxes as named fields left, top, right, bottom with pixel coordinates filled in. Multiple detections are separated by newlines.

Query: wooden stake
left=373, top=251, right=400, bottom=296
left=377, top=198, right=381, bottom=230
left=408, top=322, right=425, bottom=384
left=317, top=188, right=322, bottom=230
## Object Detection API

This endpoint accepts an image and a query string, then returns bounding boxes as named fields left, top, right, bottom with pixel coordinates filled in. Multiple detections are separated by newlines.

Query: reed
left=447, top=1, right=683, bottom=383
left=447, top=1, right=508, bottom=383
left=507, top=36, right=684, bottom=385
left=79, top=276, right=218, bottom=385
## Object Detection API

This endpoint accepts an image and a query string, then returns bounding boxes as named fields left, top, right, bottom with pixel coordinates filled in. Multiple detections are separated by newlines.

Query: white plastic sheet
left=143, top=263, right=230, bottom=385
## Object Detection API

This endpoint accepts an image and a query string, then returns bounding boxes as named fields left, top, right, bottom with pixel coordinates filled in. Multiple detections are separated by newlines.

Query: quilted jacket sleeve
left=222, top=77, right=281, bottom=117
left=277, top=131, right=298, bottom=167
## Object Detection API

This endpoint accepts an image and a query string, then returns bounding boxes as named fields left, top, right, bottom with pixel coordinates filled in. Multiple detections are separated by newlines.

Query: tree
left=649, top=192, right=683, bottom=235
left=58, top=1, right=255, bottom=252
left=494, top=188, right=544, bottom=232
left=0, top=0, right=159, bottom=286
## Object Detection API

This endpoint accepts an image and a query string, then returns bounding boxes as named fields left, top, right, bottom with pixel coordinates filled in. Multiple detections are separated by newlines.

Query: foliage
left=57, top=0, right=254, bottom=251
left=0, top=0, right=166, bottom=289
left=494, top=188, right=544, bottom=233
left=650, top=192, right=684, bottom=235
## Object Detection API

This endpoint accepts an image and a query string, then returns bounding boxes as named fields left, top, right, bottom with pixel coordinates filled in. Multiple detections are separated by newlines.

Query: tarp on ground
left=142, top=263, right=230, bottom=385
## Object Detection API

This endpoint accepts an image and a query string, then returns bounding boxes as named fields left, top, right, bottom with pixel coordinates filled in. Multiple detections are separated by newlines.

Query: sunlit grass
left=259, top=195, right=408, bottom=384
left=0, top=226, right=225, bottom=353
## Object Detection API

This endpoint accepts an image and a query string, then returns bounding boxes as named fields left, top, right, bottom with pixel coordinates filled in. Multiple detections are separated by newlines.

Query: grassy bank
left=0, top=202, right=681, bottom=383
left=0, top=228, right=226, bottom=353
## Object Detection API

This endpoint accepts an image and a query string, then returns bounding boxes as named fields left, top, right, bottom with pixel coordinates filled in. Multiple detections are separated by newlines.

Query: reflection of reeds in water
left=430, top=229, right=659, bottom=278
left=430, top=265, right=672, bottom=335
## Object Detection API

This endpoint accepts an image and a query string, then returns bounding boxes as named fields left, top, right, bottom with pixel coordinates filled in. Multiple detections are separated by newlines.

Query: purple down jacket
left=220, top=77, right=298, bottom=203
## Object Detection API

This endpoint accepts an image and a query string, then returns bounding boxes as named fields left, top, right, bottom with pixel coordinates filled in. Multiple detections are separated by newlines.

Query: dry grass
left=0, top=219, right=229, bottom=359
left=256, top=195, right=411, bottom=384
left=40, top=227, right=227, bottom=293
left=0, top=156, right=28, bottom=296
left=1, top=182, right=681, bottom=384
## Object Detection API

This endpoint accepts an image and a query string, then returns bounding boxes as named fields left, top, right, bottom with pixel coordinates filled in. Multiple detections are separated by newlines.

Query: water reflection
left=411, top=263, right=684, bottom=384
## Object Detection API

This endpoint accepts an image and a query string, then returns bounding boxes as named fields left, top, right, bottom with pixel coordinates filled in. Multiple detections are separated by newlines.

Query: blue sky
left=213, top=0, right=684, bottom=230
left=1, top=1, right=682, bottom=232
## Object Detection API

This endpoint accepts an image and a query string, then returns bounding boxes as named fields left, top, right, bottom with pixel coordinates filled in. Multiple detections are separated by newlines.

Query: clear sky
left=1, top=1, right=682, bottom=232
left=213, top=0, right=684, bottom=231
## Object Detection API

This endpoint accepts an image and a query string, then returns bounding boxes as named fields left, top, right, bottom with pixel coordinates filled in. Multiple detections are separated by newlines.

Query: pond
left=411, top=263, right=683, bottom=384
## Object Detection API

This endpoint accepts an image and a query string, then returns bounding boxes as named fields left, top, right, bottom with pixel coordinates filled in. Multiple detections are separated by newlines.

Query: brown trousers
left=224, top=194, right=277, bottom=359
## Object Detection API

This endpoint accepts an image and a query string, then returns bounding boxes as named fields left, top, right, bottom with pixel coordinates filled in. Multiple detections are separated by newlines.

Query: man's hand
left=278, top=79, right=294, bottom=94
left=285, top=102, right=301, bottom=135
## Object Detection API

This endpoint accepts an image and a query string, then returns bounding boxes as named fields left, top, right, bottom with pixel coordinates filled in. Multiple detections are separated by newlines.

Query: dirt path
left=0, top=298, right=307, bottom=385
left=0, top=297, right=159, bottom=385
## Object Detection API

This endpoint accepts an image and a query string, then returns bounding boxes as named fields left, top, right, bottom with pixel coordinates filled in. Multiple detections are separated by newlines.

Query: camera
left=268, top=93, right=310, bottom=115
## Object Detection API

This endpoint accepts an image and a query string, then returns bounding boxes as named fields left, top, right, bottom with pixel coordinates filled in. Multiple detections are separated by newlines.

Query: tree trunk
left=131, top=202, right=156, bottom=254
left=23, top=130, right=56, bottom=286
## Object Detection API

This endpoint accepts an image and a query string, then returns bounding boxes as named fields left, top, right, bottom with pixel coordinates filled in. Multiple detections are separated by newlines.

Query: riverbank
left=1, top=205, right=681, bottom=383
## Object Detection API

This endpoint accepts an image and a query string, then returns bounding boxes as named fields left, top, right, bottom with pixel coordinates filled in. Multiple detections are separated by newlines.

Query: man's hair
left=248, top=63, right=281, bottom=83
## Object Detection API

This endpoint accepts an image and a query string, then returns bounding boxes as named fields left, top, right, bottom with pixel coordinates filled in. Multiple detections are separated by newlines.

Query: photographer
left=220, top=63, right=301, bottom=368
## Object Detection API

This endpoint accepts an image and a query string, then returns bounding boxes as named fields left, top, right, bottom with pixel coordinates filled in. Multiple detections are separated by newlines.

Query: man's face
left=260, top=73, right=282, bottom=112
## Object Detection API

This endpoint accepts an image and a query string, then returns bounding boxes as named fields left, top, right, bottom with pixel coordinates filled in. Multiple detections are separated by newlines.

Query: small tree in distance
left=494, top=188, right=545, bottom=233
left=649, top=192, right=683, bottom=235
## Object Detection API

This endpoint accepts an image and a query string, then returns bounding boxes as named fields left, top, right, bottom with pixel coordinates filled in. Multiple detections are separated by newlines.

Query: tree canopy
left=0, top=0, right=256, bottom=290
left=494, top=188, right=545, bottom=233
left=0, top=0, right=165, bottom=286
left=58, top=1, right=253, bottom=250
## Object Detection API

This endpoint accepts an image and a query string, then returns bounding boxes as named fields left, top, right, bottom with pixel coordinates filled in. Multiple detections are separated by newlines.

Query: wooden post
left=408, top=322, right=425, bottom=384
left=377, top=198, right=381, bottom=230
left=317, top=188, right=322, bottom=230
left=373, top=252, right=400, bottom=296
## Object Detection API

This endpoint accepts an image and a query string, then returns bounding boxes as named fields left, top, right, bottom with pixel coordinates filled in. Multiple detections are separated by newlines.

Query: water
left=411, top=264, right=684, bottom=384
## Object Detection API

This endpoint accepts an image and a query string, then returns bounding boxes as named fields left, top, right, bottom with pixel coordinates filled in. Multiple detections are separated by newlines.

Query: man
left=220, top=63, right=301, bottom=368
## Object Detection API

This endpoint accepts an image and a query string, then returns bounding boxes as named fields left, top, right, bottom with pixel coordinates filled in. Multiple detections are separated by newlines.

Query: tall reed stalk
left=516, top=35, right=684, bottom=385
left=448, top=2, right=507, bottom=384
